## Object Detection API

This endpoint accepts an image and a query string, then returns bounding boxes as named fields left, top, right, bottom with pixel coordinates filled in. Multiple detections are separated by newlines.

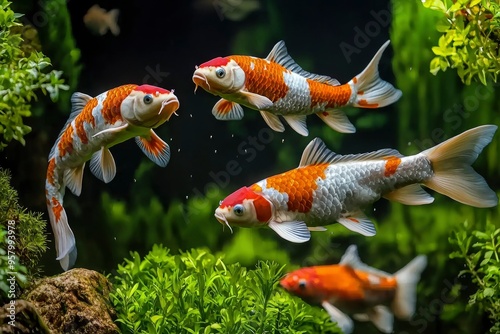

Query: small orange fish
left=193, top=40, right=401, bottom=136
left=280, top=245, right=427, bottom=333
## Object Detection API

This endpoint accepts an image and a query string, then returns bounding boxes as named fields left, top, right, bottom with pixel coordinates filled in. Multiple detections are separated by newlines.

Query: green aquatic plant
left=0, top=168, right=48, bottom=303
left=450, top=219, right=500, bottom=333
left=422, top=0, right=500, bottom=85
left=111, top=245, right=341, bottom=334
left=0, top=0, right=68, bottom=149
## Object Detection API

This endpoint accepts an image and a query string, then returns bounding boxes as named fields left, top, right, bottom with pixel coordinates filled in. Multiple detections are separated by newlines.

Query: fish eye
left=298, top=279, right=307, bottom=290
left=233, top=204, right=244, bottom=216
left=143, top=94, right=153, bottom=104
left=215, top=68, right=225, bottom=78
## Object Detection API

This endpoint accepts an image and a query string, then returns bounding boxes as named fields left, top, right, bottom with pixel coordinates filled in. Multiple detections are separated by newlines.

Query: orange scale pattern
left=265, top=164, right=329, bottom=213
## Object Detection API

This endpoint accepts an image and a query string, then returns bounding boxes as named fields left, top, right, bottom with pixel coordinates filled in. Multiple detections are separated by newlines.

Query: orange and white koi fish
left=45, top=84, right=179, bottom=270
left=280, top=245, right=427, bottom=333
left=214, top=125, right=498, bottom=242
left=192, top=40, right=401, bottom=136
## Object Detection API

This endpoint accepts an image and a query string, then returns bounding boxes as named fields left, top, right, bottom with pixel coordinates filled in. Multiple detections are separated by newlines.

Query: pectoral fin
left=93, top=123, right=128, bottom=137
left=63, top=163, right=86, bottom=196
left=90, top=147, right=116, bottom=183
left=268, top=220, right=310, bottom=243
left=321, top=301, right=354, bottom=334
left=240, top=91, right=273, bottom=109
left=212, top=98, right=244, bottom=120
left=337, top=212, right=376, bottom=236
left=260, top=110, right=285, bottom=132
left=135, top=129, right=170, bottom=167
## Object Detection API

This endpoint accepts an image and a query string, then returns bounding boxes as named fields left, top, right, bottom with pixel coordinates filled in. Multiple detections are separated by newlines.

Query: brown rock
left=25, top=268, right=119, bottom=334
left=0, top=299, right=52, bottom=333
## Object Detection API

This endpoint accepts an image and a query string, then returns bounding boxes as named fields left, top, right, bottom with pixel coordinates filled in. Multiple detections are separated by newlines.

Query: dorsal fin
left=340, top=245, right=391, bottom=277
left=299, top=138, right=403, bottom=167
left=49, top=92, right=93, bottom=159
left=266, top=41, right=340, bottom=86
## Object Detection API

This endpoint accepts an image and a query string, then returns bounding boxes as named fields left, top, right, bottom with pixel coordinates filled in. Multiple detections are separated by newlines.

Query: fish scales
left=255, top=155, right=433, bottom=227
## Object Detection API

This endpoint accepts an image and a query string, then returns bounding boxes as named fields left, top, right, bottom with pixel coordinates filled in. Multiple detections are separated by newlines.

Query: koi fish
left=45, top=84, right=180, bottom=270
left=280, top=245, right=428, bottom=333
left=83, top=4, right=120, bottom=36
left=192, top=40, right=401, bottom=136
left=214, top=125, right=498, bottom=242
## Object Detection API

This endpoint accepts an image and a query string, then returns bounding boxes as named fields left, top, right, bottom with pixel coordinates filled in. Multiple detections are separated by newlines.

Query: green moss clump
left=450, top=219, right=500, bottom=333
left=111, top=245, right=341, bottom=334
left=0, top=0, right=68, bottom=149
left=422, top=0, right=500, bottom=85
left=0, top=168, right=47, bottom=291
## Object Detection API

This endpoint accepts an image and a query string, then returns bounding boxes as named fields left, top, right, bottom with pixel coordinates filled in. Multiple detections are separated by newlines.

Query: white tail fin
left=47, top=196, right=77, bottom=271
left=422, top=125, right=498, bottom=208
left=392, top=255, right=427, bottom=319
left=349, top=40, right=402, bottom=109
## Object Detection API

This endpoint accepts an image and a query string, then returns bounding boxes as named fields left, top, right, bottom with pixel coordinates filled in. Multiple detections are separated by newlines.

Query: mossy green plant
left=0, top=0, right=68, bottom=149
left=422, top=0, right=500, bottom=85
left=111, top=245, right=341, bottom=334
left=450, top=219, right=500, bottom=333
left=0, top=168, right=47, bottom=303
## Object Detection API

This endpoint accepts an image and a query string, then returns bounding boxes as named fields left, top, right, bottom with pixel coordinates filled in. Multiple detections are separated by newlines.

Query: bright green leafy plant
left=0, top=0, right=68, bottom=149
left=423, top=0, right=500, bottom=85
left=111, top=245, right=341, bottom=334
left=450, top=219, right=500, bottom=333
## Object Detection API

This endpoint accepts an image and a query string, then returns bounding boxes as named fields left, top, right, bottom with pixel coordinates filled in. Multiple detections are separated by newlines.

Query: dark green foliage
left=111, top=245, right=341, bottom=334
left=0, top=0, right=68, bottom=149
left=423, top=0, right=500, bottom=85
left=450, top=219, right=500, bottom=333
left=0, top=168, right=47, bottom=303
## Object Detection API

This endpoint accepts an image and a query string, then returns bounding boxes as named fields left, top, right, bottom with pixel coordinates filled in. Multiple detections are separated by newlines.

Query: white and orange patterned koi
left=215, top=125, right=498, bottom=242
left=45, top=84, right=179, bottom=270
left=192, top=40, right=401, bottom=136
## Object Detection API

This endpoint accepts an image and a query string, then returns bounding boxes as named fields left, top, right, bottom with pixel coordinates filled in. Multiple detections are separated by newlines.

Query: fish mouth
left=159, top=93, right=180, bottom=122
left=214, top=210, right=233, bottom=234
left=192, top=71, right=210, bottom=93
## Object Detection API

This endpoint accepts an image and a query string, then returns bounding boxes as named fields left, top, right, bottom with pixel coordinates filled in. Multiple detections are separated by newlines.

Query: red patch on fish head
left=199, top=57, right=230, bottom=68
left=135, top=84, right=171, bottom=95
left=219, top=186, right=272, bottom=223
left=280, top=268, right=323, bottom=300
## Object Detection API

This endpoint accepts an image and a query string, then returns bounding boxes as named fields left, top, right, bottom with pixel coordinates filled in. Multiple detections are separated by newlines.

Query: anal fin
left=383, top=184, right=434, bottom=205
left=135, top=129, right=170, bottom=167
left=212, top=99, right=244, bottom=120
left=283, top=115, right=308, bottom=136
left=367, top=306, right=394, bottom=334
left=317, top=109, right=356, bottom=133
